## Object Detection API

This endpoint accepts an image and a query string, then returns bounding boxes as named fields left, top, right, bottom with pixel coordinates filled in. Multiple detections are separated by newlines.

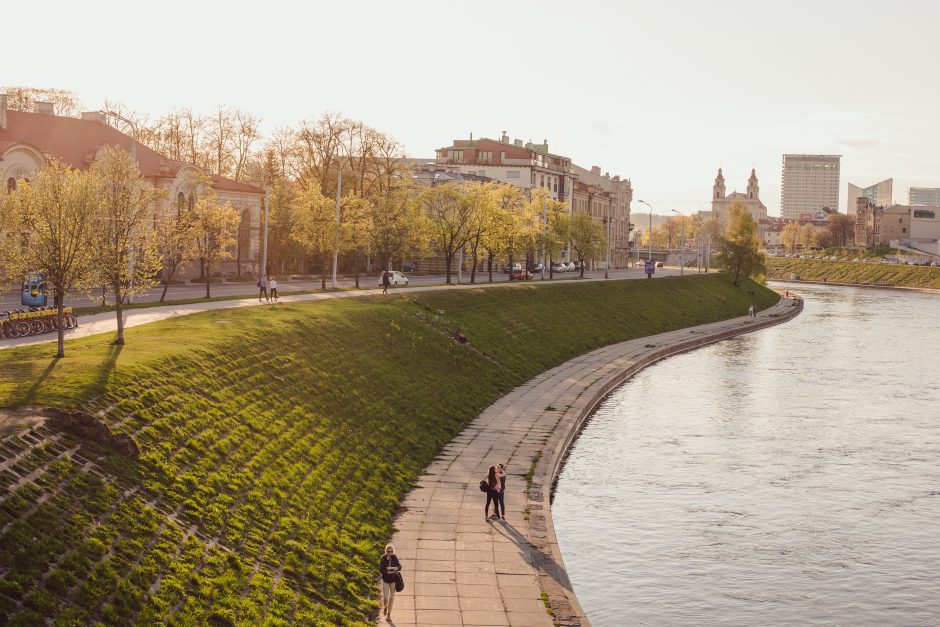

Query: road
left=2, top=266, right=694, bottom=311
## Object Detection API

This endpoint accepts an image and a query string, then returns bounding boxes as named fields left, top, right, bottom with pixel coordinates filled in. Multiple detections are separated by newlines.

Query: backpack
left=479, top=479, right=489, bottom=492
left=256, top=279, right=262, bottom=288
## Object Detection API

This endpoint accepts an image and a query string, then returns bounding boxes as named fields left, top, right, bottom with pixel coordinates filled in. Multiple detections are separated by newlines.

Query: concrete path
left=380, top=297, right=803, bottom=626
left=1, top=268, right=688, bottom=351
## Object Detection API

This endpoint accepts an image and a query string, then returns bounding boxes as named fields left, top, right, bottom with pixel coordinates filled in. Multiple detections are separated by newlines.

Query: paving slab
left=380, top=297, right=803, bottom=625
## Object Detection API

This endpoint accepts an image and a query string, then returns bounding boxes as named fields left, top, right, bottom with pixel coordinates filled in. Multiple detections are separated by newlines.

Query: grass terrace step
left=0, top=275, right=777, bottom=625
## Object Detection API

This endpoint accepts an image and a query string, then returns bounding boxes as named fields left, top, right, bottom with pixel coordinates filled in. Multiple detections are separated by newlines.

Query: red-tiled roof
left=0, top=111, right=260, bottom=194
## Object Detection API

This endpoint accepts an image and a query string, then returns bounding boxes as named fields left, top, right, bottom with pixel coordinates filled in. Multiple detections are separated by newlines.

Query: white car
left=379, top=270, right=409, bottom=286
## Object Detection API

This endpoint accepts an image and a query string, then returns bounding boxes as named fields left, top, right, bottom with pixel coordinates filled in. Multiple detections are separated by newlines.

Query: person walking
left=749, top=303, right=757, bottom=318
left=382, top=270, right=391, bottom=294
left=484, top=465, right=501, bottom=521
left=379, top=544, right=401, bottom=621
left=257, top=275, right=268, bottom=302
left=496, top=463, right=507, bottom=520
left=269, top=276, right=279, bottom=302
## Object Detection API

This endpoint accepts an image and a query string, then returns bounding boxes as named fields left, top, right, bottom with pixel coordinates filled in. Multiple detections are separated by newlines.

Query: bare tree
left=2, top=86, right=82, bottom=116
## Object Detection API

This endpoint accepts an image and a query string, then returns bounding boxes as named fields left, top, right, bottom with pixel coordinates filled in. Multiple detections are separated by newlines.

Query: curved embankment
left=387, top=296, right=802, bottom=626
left=0, top=275, right=776, bottom=625
left=767, top=257, right=940, bottom=290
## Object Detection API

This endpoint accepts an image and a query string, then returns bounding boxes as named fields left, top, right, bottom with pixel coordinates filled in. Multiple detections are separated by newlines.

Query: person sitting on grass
left=454, top=328, right=468, bottom=344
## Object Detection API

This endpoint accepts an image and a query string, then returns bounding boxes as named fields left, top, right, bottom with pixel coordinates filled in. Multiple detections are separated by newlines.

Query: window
left=6, top=178, right=14, bottom=193
left=506, top=170, right=520, bottom=179
left=177, top=192, right=186, bottom=213
left=479, top=151, right=492, bottom=162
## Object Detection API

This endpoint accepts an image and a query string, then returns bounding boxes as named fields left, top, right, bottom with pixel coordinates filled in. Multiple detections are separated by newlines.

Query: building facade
left=0, top=95, right=263, bottom=280
left=854, top=199, right=911, bottom=247
left=780, top=154, right=841, bottom=220
left=909, top=187, right=940, bottom=206
left=710, top=168, right=768, bottom=239
left=847, top=178, right=892, bottom=214
left=569, top=164, right=633, bottom=268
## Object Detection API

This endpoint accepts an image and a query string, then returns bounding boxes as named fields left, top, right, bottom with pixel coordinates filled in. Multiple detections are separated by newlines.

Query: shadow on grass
left=16, top=343, right=123, bottom=408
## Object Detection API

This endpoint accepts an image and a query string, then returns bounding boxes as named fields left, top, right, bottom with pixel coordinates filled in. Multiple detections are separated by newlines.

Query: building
left=569, top=164, right=633, bottom=268
left=0, top=95, right=263, bottom=279
left=909, top=187, right=940, bottom=206
left=710, top=168, right=768, bottom=239
left=780, top=154, right=841, bottom=220
left=847, top=178, right=892, bottom=214
left=854, top=199, right=911, bottom=247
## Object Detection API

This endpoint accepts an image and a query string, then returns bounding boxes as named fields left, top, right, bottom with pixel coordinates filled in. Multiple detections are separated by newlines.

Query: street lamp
left=638, top=199, right=653, bottom=262
left=672, top=209, right=685, bottom=275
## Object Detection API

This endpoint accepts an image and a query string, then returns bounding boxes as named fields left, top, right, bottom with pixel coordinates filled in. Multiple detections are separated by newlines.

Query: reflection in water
left=553, top=284, right=940, bottom=626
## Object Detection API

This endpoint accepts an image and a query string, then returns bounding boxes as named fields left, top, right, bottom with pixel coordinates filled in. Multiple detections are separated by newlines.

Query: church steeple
left=747, top=168, right=759, bottom=200
left=714, top=168, right=726, bottom=200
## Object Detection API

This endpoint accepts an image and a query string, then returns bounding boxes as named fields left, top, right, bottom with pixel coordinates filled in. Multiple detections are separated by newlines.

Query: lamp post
left=638, top=200, right=653, bottom=262
left=672, top=209, right=685, bottom=275
left=102, top=110, right=138, bottom=304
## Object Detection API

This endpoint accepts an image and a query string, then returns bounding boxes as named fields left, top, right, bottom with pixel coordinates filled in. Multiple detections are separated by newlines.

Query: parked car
left=502, top=262, right=522, bottom=273
left=403, top=261, right=417, bottom=272
left=655, top=261, right=664, bottom=268
left=378, top=270, right=409, bottom=286
left=551, top=262, right=566, bottom=273
left=562, top=262, right=575, bottom=272
left=528, top=262, right=544, bottom=272
left=510, top=268, right=534, bottom=281
left=573, top=260, right=583, bottom=271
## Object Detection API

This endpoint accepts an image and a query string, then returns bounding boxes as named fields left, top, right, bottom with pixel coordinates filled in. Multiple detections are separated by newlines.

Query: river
left=553, top=283, right=940, bottom=626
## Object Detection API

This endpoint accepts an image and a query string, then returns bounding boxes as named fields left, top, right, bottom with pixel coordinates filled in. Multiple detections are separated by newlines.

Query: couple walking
left=257, top=276, right=279, bottom=302
left=484, top=463, right=507, bottom=521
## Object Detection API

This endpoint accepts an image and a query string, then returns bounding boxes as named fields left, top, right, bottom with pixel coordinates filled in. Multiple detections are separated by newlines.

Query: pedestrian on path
left=269, top=276, right=279, bottom=302
left=748, top=303, right=756, bottom=318
left=484, top=465, right=502, bottom=521
left=379, top=544, right=401, bottom=621
left=496, top=463, right=507, bottom=520
left=257, top=276, right=268, bottom=302
left=382, top=270, right=391, bottom=294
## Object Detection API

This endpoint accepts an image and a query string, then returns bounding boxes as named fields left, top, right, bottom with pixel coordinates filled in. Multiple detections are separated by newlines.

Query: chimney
left=0, top=94, right=6, bottom=129
left=81, top=111, right=106, bottom=123
left=33, top=101, right=54, bottom=115
left=613, top=175, right=621, bottom=181
left=513, top=139, right=523, bottom=147
left=591, top=166, right=601, bottom=175
left=604, top=172, right=610, bottom=179
left=501, top=131, right=509, bottom=143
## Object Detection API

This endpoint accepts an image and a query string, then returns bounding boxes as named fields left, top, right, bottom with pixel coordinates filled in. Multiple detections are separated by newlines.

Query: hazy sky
left=7, top=0, right=940, bottom=215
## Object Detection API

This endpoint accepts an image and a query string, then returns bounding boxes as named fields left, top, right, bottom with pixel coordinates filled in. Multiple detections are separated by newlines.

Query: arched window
left=176, top=192, right=186, bottom=213
left=6, top=178, right=15, bottom=193
left=188, top=192, right=196, bottom=211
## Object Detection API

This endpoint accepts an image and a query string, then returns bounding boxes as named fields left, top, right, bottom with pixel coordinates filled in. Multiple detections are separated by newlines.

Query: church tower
left=713, top=168, right=726, bottom=200
left=747, top=168, right=759, bottom=200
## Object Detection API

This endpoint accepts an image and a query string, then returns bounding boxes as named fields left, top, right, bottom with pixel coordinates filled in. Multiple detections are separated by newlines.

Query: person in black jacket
left=379, top=544, right=401, bottom=621
left=484, top=465, right=501, bottom=521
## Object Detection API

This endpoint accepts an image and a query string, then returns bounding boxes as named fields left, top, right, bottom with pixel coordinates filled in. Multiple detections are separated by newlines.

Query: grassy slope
left=766, top=257, right=940, bottom=289
left=0, top=276, right=777, bottom=626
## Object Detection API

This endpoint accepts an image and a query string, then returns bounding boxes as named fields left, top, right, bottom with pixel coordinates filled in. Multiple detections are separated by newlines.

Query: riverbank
left=766, top=257, right=940, bottom=290
left=385, top=295, right=801, bottom=626
left=0, top=275, right=775, bottom=625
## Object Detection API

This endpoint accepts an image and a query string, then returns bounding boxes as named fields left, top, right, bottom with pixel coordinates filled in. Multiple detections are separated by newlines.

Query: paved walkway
left=381, top=297, right=803, bottom=626
left=0, top=269, right=688, bottom=351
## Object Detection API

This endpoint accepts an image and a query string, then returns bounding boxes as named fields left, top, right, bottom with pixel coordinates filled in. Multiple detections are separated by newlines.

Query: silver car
left=378, top=270, right=409, bottom=286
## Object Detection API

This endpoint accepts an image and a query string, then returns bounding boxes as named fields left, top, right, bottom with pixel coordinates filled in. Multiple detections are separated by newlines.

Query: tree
left=780, top=222, right=800, bottom=252
left=190, top=187, right=240, bottom=298
left=799, top=224, right=818, bottom=251
left=527, top=188, right=567, bottom=279
left=340, top=192, right=374, bottom=288
left=90, top=147, right=166, bottom=344
left=155, top=194, right=196, bottom=302
left=827, top=213, right=855, bottom=248
left=716, top=201, right=766, bottom=286
left=419, top=185, right=474, bottom=284
left=370, top=188, right=427, bottom=275
left=2, top=86, right=82, bottom=116
left=0, top=161, right=98, bottom=357
left=291, top=182, right=336, bottom=290
left=568, top=213, right=607, bottom=277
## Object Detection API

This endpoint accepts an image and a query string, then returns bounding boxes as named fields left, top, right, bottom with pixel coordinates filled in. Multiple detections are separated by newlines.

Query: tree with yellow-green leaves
left=292, top=181, right=337, bottom=290
left=0, top=161, right=98, bottom=357
left=419, top=184, right=475, bottom=284
left=780, top=222, right=800, bottom=252
left=799, top=224, right=819, bottom=251
left=527, top=187, right=568, bottom=279
left=568, top=213, right=607, bottom=278
left=90, top=146, right=166, bottom=344
left=189, top=185, right=240, bottom=298
left=716, top=201, right=766, bottom=286
left=480, top=184, right=525, bottom=282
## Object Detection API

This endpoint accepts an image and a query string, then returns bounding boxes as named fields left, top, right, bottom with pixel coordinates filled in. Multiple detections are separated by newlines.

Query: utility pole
left=638, top=200, right=653, bottom=262
left=262, top=185, right=270, bottom=279
left=672, top=209, right=685, bottom=275
left=332, top=164, right=342, bottom=289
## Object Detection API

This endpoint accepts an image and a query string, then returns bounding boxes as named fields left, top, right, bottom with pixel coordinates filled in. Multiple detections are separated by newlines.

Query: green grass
left=0, top=275, right=777, bottom=625
left=767, top=257, right=940, bottom=289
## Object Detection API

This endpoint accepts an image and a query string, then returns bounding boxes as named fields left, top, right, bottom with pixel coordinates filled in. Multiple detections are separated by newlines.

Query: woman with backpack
left=379, top=544, right=402, bottom=621
left=484, top=465, right=501, bottom=521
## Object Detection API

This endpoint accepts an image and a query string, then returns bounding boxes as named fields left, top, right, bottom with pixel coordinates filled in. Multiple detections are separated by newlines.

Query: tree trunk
left=549, top=255, right=554, bottom=279
left=114, top=280, right=125, bottom=345
left=354, top=250, right=360, bottom=289
left=487, top=252, right=494, bottom=283
left=55, top=289, right=65, bottom=359
left=580, top=258, right=585, bottom=278
left=205, top=263, right=211, bottom=298
left=445, top=250, right=453, bottom=285
left=321, top=253, right=327, bottom=290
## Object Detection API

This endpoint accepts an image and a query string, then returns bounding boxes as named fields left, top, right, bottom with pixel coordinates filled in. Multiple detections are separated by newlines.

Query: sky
left=6, top=0, right=940, bottom=216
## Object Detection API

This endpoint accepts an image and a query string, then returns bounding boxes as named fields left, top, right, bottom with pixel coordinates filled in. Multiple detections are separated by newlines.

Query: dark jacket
left=380, top=554, right=401, bottom=583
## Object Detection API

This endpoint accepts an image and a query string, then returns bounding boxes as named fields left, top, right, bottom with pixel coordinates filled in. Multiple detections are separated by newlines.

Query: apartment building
left=780, top=154, right=841, bottom=219
left=570, top=164, right=633, bottom=268
left=854, top=198, right=911, bottom=246
left=847, top=178, right=892, bottom=214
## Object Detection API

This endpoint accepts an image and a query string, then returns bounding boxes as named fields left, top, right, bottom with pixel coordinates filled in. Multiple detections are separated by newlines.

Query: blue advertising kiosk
left=22, top=272, right=47, bottom=308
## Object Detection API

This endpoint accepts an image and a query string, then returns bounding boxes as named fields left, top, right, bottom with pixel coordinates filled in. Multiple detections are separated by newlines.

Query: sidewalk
left=380, top=297, right=803, bottom=626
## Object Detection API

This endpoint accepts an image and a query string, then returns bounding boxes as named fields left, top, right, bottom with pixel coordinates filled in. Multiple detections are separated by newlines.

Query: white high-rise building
left=780, top=154, right=841, bottom=219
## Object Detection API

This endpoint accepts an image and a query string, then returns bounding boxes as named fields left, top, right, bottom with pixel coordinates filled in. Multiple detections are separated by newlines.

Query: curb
left=527, top=297, right=804, bottom=626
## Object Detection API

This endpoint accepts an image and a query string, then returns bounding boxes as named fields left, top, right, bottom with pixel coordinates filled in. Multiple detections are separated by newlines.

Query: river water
left=553, top=283, right=940, bottom=626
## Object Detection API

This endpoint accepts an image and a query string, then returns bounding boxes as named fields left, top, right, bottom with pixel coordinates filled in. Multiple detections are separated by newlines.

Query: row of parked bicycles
left=0, top=306, right=79, bottom=339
